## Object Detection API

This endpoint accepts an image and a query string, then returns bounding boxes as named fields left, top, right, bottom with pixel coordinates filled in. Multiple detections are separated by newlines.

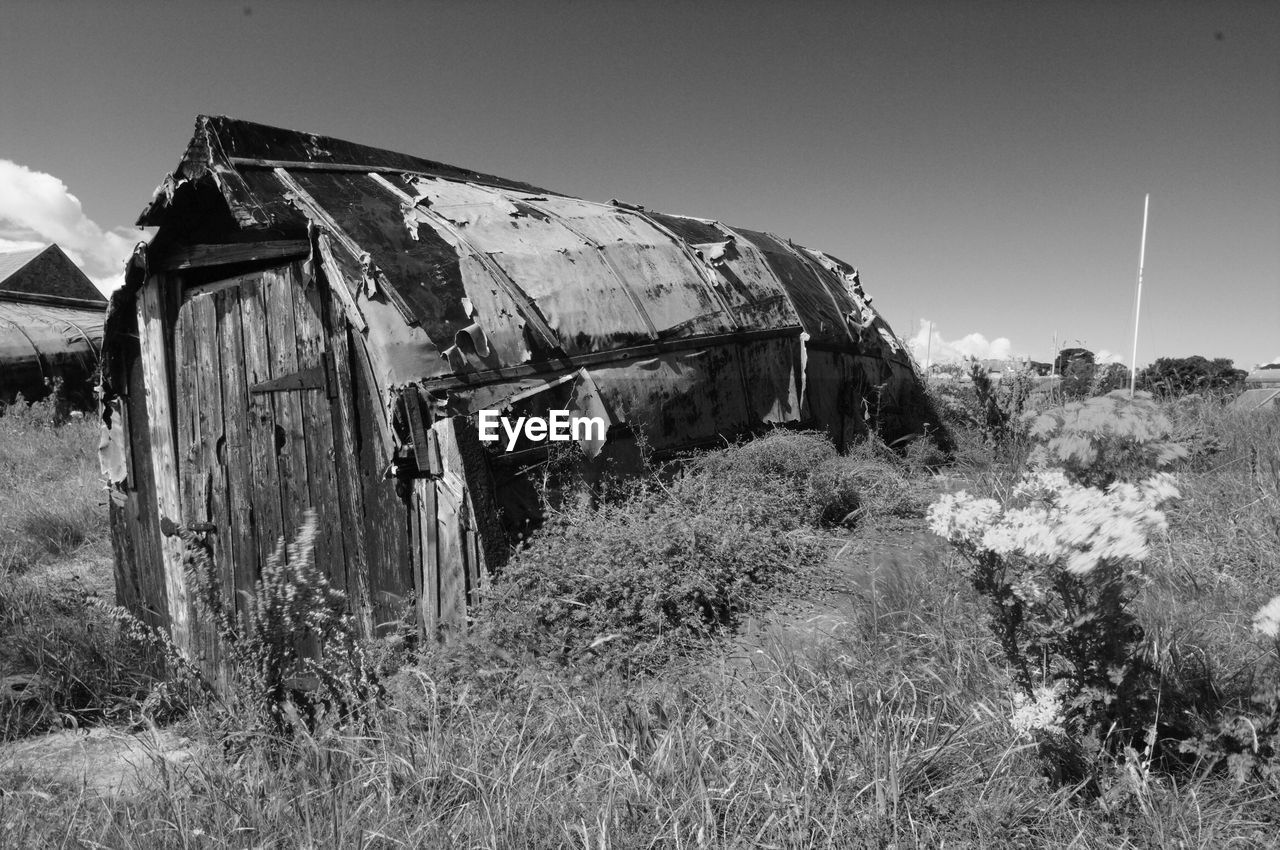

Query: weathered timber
left=152, top=240, right=310, bottom=272
left=327, top=316, right=374, bottom=637
left=263, top=266, right=310, bottom=541
left=238, top=274, right=286, bottom=569
left=292, top=270, right=348, bottom=594
left=136, top=276, right=191, bottom=655
left=215, top=286, right=258, bottom=623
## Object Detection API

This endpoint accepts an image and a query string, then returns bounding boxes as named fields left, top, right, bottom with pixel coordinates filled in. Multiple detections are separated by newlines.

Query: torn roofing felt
left=138, top=116, right=918, bottom=409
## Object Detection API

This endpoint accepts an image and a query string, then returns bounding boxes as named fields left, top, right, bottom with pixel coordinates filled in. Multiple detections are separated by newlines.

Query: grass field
left=2, top=389, right=1279, bottom=848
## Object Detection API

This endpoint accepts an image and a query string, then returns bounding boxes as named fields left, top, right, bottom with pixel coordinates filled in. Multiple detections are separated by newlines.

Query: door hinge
left=249, top=358, right=336, bottom=398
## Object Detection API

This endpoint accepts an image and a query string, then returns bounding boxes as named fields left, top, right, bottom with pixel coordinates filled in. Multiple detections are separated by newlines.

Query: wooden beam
left=136, top=275, right=192, bottom=657
left=152, top=240, right=310, bottom=272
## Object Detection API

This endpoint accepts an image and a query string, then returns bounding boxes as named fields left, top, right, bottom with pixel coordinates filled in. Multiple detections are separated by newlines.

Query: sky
left=1, top=1, right=1276, bottom=368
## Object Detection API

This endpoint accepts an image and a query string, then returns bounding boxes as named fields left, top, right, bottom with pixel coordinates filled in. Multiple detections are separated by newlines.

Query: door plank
left=263, top=266, right=310, bottom=541
left=217, top=286, right=258, bottom=619
left=327, top=318, right=374, bottom=638
left=292, top=272, right=347, bottom=591
left=239, top=275, right=285, bottom=569
left=136, top=276, right=191, bottom=656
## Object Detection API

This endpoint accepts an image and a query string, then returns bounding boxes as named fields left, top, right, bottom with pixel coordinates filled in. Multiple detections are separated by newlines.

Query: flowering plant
left=1023, top=390, right=1186, bottom=489
left=930, top=393, right=1187, bottom=774
left=930, top=470, right=1177, bottom=746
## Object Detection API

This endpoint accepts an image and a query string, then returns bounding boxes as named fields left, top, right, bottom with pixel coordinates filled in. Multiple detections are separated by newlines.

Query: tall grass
left=4, top=399, right=1280, bottom=847
left=0, top=398, right=108, bottom=575
left=0, top=396, right=156, bottom=739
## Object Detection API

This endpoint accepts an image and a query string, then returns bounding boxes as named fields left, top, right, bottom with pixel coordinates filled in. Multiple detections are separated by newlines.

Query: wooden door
left=173, top=262, right=366, bottom=636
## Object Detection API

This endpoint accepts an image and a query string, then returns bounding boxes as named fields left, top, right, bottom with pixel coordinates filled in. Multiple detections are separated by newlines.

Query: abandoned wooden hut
left=0, top=244, right=107, bottom=407
left=100, top=115, right=943, bottom=661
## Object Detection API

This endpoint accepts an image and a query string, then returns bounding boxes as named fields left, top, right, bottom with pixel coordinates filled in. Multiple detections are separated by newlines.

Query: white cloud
left=0, top=159, right=140, bottom=293
left=907, top=319, right=1015, bottom=366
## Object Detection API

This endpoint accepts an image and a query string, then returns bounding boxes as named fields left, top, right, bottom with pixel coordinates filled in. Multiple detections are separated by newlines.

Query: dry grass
left=3, top=399, right=1280, bottom=847
left=0, top=398, right=157, bottom=740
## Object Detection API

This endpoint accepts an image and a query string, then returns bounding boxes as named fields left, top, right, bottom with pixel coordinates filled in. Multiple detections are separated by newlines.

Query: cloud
left=907, top=319, right=1015, bottom=365
left=1094, top=349, right=1125, bottom=365
left=0, top=159, right=140, bottom=293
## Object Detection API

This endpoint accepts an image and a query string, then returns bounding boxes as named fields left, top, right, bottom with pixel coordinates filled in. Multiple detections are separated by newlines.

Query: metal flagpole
left=1129, top=194, right=1150, bottom=397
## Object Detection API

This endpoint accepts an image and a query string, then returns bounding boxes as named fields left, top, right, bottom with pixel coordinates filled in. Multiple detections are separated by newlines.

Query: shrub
left=808, top=455, right=912, bottom=526
left=102, top=511, right=380, bottom=738
left=931, top=391, right=1189, bottom=785
left=1024, top=390, right=1186, bottom=489
left=930, top=471, right=1178, bottom=768
left=475, top=432, right=830, bottom=670
left=1138, top=356, right=1249, bottom=398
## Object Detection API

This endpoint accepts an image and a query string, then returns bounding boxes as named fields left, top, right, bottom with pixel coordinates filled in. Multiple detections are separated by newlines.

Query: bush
left=102, top=512, right=380, bottom=739
left=931, top=391, right=1188, bottom=786
left=808, top=455, right=911, bottom=526
left=475, top=432, right=832, bottom=670
left=1024, top=390, right=1186, bottom=489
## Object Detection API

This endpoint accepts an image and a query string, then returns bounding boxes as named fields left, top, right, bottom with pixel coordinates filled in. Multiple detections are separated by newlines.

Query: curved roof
left=138, top=116, right=911, bottom=394
left=0, top=298, right=103, bottom=376
left=0, top=246, right=105, bottom=395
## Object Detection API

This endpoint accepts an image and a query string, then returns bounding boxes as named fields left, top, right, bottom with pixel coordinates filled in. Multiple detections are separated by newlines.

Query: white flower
left=1253, top=595, right=1280, bottom=639
left=927, top=491, right=1002, bottom=545
left=1010, top=684, right=1066, bottom=737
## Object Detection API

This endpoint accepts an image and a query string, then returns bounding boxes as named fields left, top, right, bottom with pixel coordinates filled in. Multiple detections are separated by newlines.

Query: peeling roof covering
left=140, top=116, right=911, bottom=396
left=0, top=245, right=107, bottom=303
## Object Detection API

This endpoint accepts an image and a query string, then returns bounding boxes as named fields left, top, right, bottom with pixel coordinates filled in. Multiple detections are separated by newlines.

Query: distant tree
left=1055, top=348, right=1096, bottom=399
left=1090, top=362, right=1131, bottom=395
left=1054, top=347, right=1096, bottom=375
left=1136, top=356, right=1248, bottom=397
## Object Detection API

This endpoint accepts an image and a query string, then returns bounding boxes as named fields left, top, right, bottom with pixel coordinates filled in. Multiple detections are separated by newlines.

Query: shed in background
left=0, top=244, right=106, bottom=407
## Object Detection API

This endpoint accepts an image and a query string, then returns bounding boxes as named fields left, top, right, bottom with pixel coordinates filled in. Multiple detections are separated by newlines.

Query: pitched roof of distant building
left=0, top=245, right=106, bottom=304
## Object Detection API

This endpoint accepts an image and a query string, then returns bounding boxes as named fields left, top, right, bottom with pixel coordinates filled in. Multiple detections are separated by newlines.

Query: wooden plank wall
left=136, top=276, right=192, bottom=656
left=109, top=340, right=169, bottom=631
left=414, top=416, right=507, bottom=642
left=350, top=341, right=411, bottom=633
left=327, top=318, right=374, bottom=638
left=173, top=292, right=226, bottom=677
left=114, top=259, right=439, bottom=654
